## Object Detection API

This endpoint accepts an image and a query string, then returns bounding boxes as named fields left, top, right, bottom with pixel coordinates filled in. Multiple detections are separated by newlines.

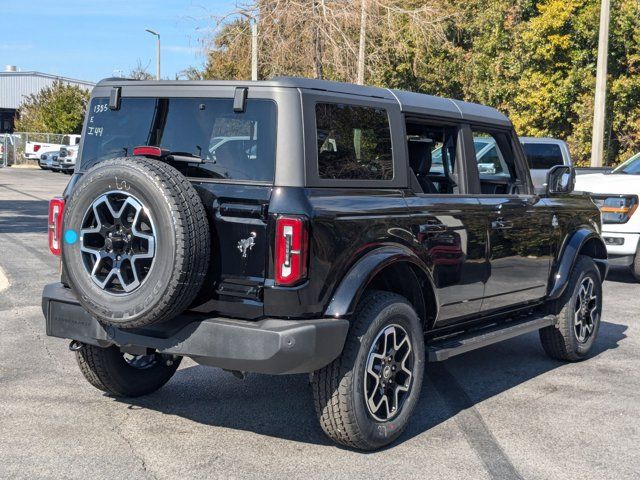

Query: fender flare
left=548, top=228, right=608, bottom=300
left=324, top=245, right=437, bottom=319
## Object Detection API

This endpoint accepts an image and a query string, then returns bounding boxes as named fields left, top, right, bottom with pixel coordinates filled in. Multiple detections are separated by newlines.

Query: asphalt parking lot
left=1, top=167, right=639, bottom=480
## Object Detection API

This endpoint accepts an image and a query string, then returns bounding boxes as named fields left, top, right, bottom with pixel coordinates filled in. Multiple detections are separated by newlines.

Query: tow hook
left=69, top=340, right=83, bottom=351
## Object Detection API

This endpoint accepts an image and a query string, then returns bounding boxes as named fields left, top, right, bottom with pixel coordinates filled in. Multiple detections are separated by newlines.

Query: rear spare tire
left=62, top=157, right=210, bottom=329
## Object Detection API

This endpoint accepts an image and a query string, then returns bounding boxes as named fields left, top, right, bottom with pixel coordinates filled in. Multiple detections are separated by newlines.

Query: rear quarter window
left=315, top=103, right=393, bottom=180
left=522, top=142, right=564, bottom=169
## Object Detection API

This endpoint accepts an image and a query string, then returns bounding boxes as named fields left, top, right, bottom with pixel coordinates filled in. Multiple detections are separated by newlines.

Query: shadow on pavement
left=0, top=199, right=49, bottom=234
left=605, top=266, right=637, bottom=284
left=116, top=320, right=627, bottom=450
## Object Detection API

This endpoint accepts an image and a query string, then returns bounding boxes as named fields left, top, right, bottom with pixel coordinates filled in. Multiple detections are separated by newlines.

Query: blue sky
left=1, top=0, right=236, bottom=82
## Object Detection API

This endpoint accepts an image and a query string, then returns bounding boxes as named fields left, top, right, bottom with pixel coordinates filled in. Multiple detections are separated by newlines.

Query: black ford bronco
left=43, top=78, right=607, bottom=450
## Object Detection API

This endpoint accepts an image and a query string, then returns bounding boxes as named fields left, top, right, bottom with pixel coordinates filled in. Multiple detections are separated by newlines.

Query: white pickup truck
left=24, top=134, right=81, bottom=160
left=575, top=152, right=640, bottom=281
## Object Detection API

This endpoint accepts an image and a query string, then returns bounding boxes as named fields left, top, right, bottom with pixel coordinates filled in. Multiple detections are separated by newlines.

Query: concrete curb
left=9, top=164, right=40, bottom=169
left=0, top=266, right=9, bottom=292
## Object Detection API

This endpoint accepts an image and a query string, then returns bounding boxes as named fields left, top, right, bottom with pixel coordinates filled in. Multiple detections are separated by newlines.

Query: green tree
left=15, top=80, right=90, bottom=134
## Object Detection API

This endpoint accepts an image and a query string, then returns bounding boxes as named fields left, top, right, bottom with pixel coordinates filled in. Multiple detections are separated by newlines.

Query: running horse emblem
left=237, top=232, right=257, bottom=258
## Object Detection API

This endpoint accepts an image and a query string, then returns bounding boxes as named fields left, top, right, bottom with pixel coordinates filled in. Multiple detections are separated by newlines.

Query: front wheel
left=540, top=255, right=603, bottom=361
left=312, top=291, right=425, bottom=450
left=75, top=344, right=181, bottom=397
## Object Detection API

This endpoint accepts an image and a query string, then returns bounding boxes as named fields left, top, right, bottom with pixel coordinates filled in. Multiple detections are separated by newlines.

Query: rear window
left=81, top=97, right=277, bottom=182
left=522, top=142, right=564, bottom=169
left=315, top=103, right=392, bottom=180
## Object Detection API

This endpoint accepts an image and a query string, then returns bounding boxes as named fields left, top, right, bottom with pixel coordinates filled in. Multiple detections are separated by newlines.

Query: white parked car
left=575, top=152, right=640, bottom=280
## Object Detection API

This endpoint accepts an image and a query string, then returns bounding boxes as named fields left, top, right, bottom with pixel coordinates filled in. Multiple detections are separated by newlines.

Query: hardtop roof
left=96, top=76, right=511, bottom=127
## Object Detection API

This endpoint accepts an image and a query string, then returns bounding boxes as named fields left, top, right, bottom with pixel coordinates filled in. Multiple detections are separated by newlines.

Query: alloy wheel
left=79, top=191, right=156, bottom=294
left=364, top=324, right=414, bottom=421
left=574, top=277, right=599, bottom=343
left=122, top=352, right=159, bottom=369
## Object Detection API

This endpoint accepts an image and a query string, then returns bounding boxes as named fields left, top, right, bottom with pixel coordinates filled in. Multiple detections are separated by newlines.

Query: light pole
left=145, top=28, right=161, bottom=80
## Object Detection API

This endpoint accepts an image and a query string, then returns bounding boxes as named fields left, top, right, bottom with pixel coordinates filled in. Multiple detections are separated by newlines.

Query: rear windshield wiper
left=166, top=151, right=204, bottom=164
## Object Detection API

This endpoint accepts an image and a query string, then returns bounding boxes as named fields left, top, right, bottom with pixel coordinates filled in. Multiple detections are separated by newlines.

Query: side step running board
left=427, top=314, right=556, bottom=362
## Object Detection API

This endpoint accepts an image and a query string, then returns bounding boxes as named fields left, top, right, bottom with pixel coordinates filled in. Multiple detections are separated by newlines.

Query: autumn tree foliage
left=201, top=0, right=640, bottom=166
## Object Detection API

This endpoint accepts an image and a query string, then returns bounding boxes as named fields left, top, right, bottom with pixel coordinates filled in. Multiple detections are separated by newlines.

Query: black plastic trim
left=428, top=314, right=556, bottom=361
left=42, top=283, right=349, bottom=375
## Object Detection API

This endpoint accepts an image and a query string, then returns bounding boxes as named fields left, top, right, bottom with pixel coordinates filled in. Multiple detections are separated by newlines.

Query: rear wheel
left=540, top=255, right=602, bottom=361
left=312, top=291, right=425, bottom=450
left=75, top=344, right=181, bottom=397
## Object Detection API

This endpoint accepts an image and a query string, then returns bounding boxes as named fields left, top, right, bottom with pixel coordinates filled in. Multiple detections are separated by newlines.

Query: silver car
left=39, top=150, right=60, bottom=170
left=520, top=137, right=572, bottom=192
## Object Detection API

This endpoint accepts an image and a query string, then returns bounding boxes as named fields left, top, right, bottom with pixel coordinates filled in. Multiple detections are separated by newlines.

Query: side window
left=521, top=143, right=564, bottom=169
left=471, top=129, right=522, bottom=194
left=405, top=122, right=458, bottom=194
left=472, top=135, right=509, bottom=177
left=315, top=103, right=392, bottom=180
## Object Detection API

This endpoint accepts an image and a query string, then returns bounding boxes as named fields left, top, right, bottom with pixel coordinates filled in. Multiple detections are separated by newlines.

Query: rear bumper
left=42, top=283, right=349, bottom=375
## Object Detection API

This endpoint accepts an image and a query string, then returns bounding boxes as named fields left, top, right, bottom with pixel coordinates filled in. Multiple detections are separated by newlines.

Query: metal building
left=0, top=65, right=95, bottom=133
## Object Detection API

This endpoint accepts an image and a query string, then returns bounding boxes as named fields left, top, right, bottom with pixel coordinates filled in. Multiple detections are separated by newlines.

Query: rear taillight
left=275, top=215, right=308, bottom=286
left=48, top=197, right=65, bottom=256
left=33, top=144, right=41, bottom=152
left=133, top=146, right=163, bottom=157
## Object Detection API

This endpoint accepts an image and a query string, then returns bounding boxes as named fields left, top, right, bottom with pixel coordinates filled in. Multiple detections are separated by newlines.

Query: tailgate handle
left=219, top=203, right=266, bottom=219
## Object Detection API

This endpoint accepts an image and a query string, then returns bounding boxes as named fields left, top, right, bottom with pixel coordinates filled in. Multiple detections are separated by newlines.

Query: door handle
left=491, top=218, right=513, bottom=230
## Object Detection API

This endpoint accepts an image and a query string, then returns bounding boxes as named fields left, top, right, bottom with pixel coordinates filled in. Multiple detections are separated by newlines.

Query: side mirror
left=546, top=165, right=575, bottom=195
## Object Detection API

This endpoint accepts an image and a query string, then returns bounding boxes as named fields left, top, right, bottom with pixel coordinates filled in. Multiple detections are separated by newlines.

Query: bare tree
left=128, top=59, right=154, bottom=80
left=203, top=0, right=452, bottom=84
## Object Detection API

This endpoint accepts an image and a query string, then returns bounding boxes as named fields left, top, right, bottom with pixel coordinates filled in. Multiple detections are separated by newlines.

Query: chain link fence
left=0, top=134, right=18, bottom=167
left=0, top=132, right=78, bottom=167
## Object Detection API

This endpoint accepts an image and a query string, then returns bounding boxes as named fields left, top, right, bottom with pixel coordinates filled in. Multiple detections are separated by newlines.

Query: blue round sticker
left=64, top=229, right=78, bottom=245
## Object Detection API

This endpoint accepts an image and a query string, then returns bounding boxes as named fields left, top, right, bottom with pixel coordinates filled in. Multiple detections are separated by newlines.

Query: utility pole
left=145, top=28, right=161, bottom=80
left=250, top=17, right=258, bottom=81
left=590, top=0, right=610, bottom=167
left=239, top=10, right=258, bottom=81
left=356, top=0, right=367, bottom=85
left=312, top=0, right=323, bottom=79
